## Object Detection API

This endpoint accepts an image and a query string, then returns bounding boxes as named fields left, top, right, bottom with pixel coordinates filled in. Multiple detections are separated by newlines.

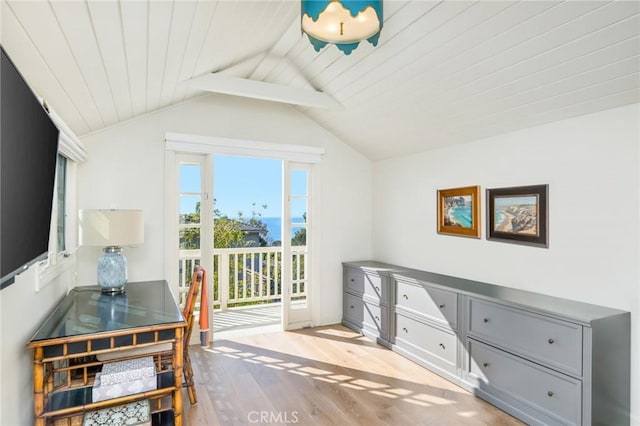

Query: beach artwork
left=493, top=195, right=538, bottom=235
left=443, top=196, right=473, bottom=228
left=437, top=186, right=481, bottom=238
left=486, top=184, right=549, bottom=248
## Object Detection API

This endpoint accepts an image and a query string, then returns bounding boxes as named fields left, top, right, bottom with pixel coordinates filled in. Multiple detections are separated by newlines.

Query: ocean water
left=261, top=217, right=304, bottom=242
left=262, top=217, right=282, bottom=242
left=450, top=206, right=472, bottom=228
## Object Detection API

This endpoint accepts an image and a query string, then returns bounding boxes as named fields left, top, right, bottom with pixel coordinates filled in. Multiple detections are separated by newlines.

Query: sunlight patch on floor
left=387, top=388, right=412, bottom=396
left=413, top=393, right=455, bottom=405
left=340, top=383, right=365, bottom=390
left=403, top=398, right=432, bottom=407
left=313, top=376, right=338, bottom=384
left=370, top=390, right=399, bottom=399
left=298, top=366, right=331, bottom=375
left=351, top=379, right=387, bottom=389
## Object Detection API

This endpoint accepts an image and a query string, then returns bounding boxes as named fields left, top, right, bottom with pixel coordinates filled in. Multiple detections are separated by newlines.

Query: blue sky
left=179, top=156, right=307, bottom=219
left=214, top=156, right=282, bottom=218
left=495, top=195, right=538, bottom=207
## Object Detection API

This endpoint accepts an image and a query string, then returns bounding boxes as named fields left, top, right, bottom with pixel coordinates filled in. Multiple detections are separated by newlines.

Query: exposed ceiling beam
left=184, top=73, right=339, bottom=109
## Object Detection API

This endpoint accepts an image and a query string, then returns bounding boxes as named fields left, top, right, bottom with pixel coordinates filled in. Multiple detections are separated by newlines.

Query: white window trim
left=35, top=155, right=80, bottom=292
left=165, top=132, right=325, bottom=164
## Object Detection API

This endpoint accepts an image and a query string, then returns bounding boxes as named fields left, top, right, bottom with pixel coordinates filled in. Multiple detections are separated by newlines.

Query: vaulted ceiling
left=2, top=1, right=639, bottom=160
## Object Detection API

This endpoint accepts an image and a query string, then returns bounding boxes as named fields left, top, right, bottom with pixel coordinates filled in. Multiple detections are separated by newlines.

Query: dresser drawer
left=343, top=293, right=364, bottom=326
left=394, top=313, right=457, bottom=373
left=468, top=298, right=582, bottom=376
left=363, top=302, right=388, bottom=340
left=395, top=279, right=457, bottom=329
left=468, top=339, right=581, bottom=425
left=345, top=268, right=385, bottom=302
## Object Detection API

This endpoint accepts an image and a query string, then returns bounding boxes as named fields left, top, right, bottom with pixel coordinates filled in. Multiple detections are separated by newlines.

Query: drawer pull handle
left=548, top=338, right=554, bottom=344
left=403, top=327, right=408, bottom=333
left=439, top=304, right=445, bottom=309
left=483, top=362, right=489, bottom=368
left=483, top=318, right=489, bottom=323
left=375, top=286, right=380, bottom=292
left=350, top=305, right=354, bottom=309
left=403, top=294, right=408, bottom=299
left=375, top=316, right=380, bottom=321
left=547, top=391, right=554, bottom=397
left=350, top=278, right=355, bottom=282
left=439, top=343, right=445, bottom=349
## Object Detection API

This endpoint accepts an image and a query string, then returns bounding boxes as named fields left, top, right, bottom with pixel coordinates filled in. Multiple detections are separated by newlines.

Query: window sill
left=36, top=254, right=74, bottom=292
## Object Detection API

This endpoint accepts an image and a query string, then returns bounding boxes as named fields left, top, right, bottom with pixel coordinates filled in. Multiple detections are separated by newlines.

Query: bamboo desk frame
left=27, top=281, right=186, bottom=426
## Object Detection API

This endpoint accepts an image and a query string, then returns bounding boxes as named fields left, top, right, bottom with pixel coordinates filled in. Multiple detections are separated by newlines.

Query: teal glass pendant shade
left=301, top=0, right=383, bottom=55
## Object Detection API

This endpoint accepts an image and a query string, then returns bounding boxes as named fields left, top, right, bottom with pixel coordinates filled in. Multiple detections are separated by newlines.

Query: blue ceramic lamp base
left=98, top=247, right=128, bottom=294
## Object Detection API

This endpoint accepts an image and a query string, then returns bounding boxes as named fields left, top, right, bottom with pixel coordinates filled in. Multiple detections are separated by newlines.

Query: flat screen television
left=1, top=46, right=60, bottom=289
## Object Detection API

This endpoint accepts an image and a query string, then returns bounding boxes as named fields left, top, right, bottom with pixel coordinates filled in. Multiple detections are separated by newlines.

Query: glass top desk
left=27, top=280, right=186, bottom=426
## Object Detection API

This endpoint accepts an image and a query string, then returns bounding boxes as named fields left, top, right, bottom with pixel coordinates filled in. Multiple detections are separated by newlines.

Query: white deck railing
left=178, top=246, right=307, bottom=310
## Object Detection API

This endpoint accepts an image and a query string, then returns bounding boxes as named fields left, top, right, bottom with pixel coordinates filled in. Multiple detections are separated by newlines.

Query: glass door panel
left=282, top=162, right=312, bottom=329
left=178, top=160, right=203, bottom=308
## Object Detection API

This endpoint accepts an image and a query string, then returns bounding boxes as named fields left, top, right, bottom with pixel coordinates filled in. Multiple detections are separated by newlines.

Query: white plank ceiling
left=2, top=0, right=639, bottom=160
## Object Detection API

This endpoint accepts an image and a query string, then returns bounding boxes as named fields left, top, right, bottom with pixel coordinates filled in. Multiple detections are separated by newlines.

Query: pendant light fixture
left=301, top=0, right=383, bottom=55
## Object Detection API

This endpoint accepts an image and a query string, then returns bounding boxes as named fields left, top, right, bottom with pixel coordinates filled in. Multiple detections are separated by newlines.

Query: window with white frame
left=55, top=153, right=67, bottom=253
left=36, top=153, right=72, bottom=290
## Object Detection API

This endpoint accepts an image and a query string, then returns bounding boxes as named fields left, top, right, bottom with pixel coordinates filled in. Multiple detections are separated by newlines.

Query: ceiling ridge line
left=208, top=0, right=270, bottom=76
left=255, top=17, right=302, bottom=82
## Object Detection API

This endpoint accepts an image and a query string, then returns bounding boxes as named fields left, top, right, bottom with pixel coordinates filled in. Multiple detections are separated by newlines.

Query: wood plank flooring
left=182, top=325, right=524, bottom=426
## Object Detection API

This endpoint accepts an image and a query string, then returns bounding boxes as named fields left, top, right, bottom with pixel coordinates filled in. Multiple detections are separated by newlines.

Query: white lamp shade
left=79, top=209, right=144, bottom=247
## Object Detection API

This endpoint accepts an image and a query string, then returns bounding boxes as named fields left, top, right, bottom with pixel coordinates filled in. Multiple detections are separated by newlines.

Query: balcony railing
left=178, top=246, right=307, bottom=311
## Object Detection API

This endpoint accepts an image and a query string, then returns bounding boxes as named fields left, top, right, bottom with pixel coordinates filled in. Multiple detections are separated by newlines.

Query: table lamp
left=79, top=209, right=144, bottom=294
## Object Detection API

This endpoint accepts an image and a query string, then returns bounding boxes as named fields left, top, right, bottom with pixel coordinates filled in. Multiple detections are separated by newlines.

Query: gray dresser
left=342, top=261, right=630, bottom=426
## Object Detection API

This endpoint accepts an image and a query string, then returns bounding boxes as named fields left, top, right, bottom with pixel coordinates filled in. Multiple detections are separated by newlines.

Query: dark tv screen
left=1, top=46, right=60, bottom=289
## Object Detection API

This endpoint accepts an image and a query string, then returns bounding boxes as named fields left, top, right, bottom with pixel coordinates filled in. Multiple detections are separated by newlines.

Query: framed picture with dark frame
left=437, top=186, right=481, bottom=238
left=486, top=184, right=549, bottom=248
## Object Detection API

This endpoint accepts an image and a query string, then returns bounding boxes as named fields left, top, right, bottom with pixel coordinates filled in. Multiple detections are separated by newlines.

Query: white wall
left=77, top=94, right=372, bottom=326
left=0, top=261, right=74, bottom=426
left=372, top=103, right=640, bottom=424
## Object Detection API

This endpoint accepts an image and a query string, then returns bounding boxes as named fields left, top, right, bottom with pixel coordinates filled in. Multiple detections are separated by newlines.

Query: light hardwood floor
left=182, top=325, right=524, bottom=426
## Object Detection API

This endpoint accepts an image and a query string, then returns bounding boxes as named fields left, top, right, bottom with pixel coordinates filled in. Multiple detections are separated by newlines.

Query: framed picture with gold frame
left=437, top=186, right=481, bottom=238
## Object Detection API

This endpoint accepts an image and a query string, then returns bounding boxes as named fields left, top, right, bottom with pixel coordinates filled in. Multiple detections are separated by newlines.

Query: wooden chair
left=182, top=266, right=204, bottom=406
left=95, top=267, right=205, bottom=406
